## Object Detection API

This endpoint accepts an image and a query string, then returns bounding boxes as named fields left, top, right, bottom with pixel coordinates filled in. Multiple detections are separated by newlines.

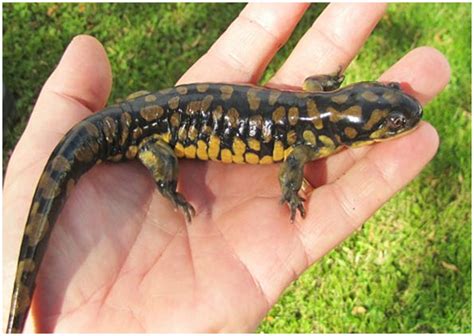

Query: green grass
left=3, top=3, right=471, bottom=333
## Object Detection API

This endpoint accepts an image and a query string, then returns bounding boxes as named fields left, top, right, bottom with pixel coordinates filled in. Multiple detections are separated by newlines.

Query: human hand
left=3, top=3, right=450, bottom=332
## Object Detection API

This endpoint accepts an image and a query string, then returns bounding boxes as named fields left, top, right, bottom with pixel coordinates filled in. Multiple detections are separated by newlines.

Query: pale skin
left=3, top=3, right=450, bottom=332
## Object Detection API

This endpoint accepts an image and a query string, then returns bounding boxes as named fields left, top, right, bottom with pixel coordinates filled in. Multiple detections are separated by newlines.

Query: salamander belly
left=173, top=132, right=284, bottom=165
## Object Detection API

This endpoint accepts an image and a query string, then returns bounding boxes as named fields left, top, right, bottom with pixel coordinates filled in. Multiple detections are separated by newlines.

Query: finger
left=6, top=35, right=112, bottom=179
left=298, top=121, right=439, bottom=262
left=178, top=3, right=309, bottom=85
left=304, top=46, right=450, bottom=188
left=30, top=35, right=112, bottom=133
left=268, top=3, right=387, bottom=88
left=379, top=46, right=451, bottom=105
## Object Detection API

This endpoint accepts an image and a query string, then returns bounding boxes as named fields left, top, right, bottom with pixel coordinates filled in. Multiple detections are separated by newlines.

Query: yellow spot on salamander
left=126, top=145, right=139, bottom=159
left=84, top=122, right=100, bottom=138
left=75, top=142, right=98, bottom=162
left=220, top=85, right=234, bottom=100
left=331, top=94, right=349, bottom=104
left=160, top=132, right=171, bottom=143
left=295, top=91, right=309, bottom=99
left=208, top=135, right=221, bottom=160
left=31, top=201, right=40, bottom=214
left=176, top=86, right=188, bottom=95
left=132, top=127, right=143, bottom=140
left=220, top=148, right=232, bottom=163
left=103, top=116, right=116, bottom=144
left=126, top=90, right=150, bottom=100
left=38, top=173, right=60, bottom=199
left=232, top=137, right=246, bottom=155
left=66, top=179, right=75, bottom=196
left=363, top=108, right=388, bottom=130
left=268, top=90, right=281, bottom=105
left=287, top=130, right=297, bottom=145
left=288, top=107, right=299, bottom=126
left=196, top=83, right=209, bottom=92
left=307, top=100, right=323, bottom=129
left=50, top=155, right=71, bottom=172
left=361, top=90, right=379, bottom=102
left=303, top=130, right=316, bottom=145
left=184, top=145, right=197, bottom=159
left=319, top=135, right=336, bottom=149
left=259, top=155, right=273, bottom=164
left=232, top=154, right=245, bottom=163
left=120, top=112, right=132, bottom=146
left=248, top=138, right=261, bottom=151
left=188, top=126, right=198, bottom=141
left=178, top=125, right=187, bottom=141
left=168, top=96, right=180, bottom=109
left=329, top=105, right=362, bottom=123
left=25, top=212, right=49, bottom=246
left=273, top=140, right=284, bottom=161
left=247, top=88, right=261, bottom=110
left=245, top=152, right=260, bottom=164
left=213, top=105, right=223, bottom=123
left=272, top=106, right=286, bottom=124
left=15, top=259, right=36, bottom=285
left=351, top=140, right=375, bottom=147
left=14, top=283, right=32, bottom=313
left=144, top=94, right=157, bottom=102
left=186, top=100, right=202, bottom=115
left=344, top=127, right=358, bottom=139
left=197, top=140, right=209, bottom=160
left=140, top=105, right=164, bottom=122
left=226, top=108, right=240, bottom=128
left=201, top=125, right=212, bottom=135
left=202, top=95, right=214, bottom=111
left=170, top=112, right=181, bottom=128
left=138, top=150, right=158, bottom=167
left=174, top=142, right=185, bottom=158
left=383, top=91, right=398, bottom=104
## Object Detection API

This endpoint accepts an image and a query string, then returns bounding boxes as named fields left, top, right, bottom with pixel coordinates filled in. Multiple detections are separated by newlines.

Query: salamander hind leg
left=137, top=136, right=195, bottom=222
left=278, top=145, right=315, bottom=222
left=303, top=67, right=345, bottom=92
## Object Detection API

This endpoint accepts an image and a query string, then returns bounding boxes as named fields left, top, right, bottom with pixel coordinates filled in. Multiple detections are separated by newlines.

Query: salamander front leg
left=138, top=136, right=195, bottom=222
left=279, top=145, right=315, bottom=222
left=303, top=67, right=345, bottom=92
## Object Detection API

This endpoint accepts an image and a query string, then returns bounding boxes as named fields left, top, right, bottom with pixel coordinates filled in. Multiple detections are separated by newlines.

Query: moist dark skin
left=6, top=72, right=422, bottom=333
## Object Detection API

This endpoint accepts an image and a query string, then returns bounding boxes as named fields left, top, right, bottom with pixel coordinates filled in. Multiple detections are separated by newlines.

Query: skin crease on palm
left=3, top=3, right=450, bottom=333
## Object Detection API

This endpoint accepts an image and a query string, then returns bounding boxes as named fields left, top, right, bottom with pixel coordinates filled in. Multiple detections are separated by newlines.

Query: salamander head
left=332, top=82, right=423, bottom=147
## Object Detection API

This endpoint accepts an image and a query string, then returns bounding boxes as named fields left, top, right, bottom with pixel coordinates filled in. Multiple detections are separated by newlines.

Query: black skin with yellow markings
left=6, top=72, right=422, bottom=333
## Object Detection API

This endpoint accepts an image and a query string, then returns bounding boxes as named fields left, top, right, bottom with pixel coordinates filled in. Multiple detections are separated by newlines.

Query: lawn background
left=2, top=3, right=471, bottom=333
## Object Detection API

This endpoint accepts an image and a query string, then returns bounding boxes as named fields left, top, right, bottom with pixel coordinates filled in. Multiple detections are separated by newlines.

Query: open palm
left=4, top=3, right=449, bottom=332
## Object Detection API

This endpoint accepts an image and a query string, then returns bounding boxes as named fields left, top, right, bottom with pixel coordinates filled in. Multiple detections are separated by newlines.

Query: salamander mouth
left=373, top=122, right=421, bottom=143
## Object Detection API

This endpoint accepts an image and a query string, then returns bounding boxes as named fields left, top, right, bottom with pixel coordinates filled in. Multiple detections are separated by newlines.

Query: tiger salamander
left=7, top=72, right=422, bottom=333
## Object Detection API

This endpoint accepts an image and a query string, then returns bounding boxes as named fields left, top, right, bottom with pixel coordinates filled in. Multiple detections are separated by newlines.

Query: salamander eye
left=387, top=113, right=407, bottom=129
